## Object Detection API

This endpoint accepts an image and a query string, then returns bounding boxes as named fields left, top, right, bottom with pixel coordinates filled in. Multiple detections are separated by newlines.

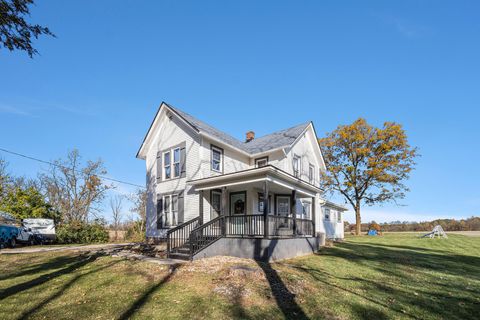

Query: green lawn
left=1, top=234, right=479, bottom=319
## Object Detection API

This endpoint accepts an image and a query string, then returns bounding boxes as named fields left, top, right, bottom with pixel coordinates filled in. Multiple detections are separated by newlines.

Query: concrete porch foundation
left=192, top=235, right=323, bottom=261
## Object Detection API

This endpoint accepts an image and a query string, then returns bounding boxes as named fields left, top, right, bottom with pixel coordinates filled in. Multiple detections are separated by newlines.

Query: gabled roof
left=137, top=102, right=312, bottom=158
left=166, top=103, right=310, bottom=155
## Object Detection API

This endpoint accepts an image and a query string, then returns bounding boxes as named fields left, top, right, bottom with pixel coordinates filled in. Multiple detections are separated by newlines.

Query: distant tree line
left=346, top=217, right=480, bottom=233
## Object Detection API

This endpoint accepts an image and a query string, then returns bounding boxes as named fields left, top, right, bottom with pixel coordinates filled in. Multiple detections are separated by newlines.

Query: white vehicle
left=16, top=226, right=36, bottom=245
left=22, top=219, right=56, bottom=242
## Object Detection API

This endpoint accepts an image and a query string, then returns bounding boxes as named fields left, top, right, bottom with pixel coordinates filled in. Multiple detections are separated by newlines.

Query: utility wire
left=0, top=147, right=146, bottom=189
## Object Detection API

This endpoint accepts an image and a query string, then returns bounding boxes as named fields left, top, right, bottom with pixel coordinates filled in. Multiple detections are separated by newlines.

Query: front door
left=276, top=196, right=291, bottom=217
left=229, top=191, right=247, bottom=234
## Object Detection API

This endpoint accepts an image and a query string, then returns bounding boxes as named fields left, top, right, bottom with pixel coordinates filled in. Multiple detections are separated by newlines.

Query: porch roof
left=187, top=165, right=322, bottom=197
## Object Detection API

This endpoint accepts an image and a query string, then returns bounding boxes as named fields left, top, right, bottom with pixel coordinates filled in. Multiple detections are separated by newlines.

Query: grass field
left=1, top=233, right=479, bottom=319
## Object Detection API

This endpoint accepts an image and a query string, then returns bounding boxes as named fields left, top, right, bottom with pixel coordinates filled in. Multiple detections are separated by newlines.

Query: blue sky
left=0, top=1, right=479, bottom=223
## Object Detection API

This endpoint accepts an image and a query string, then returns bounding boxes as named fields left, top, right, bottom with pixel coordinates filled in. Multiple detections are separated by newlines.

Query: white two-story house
left=136, top=102, right=346, bottom=260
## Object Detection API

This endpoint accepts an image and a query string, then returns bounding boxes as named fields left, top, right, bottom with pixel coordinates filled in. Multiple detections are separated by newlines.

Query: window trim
left=274, top=194, right=292, bottom=216
left=229, top=191, right=247, bottom=215
left=172, top=147, right=181, bottom=178
left=257, top=192, right=272, bottom=213
left=211, top=145, right=224, bottom=173
left=337, top=211, right=342, bottom=223
left=210, top=189, right=222, bottom=219
left=163, top=151, right=171, bottom=180
left=302, top=200, right=312, bottom=219
left=255, top=156, right=269, bottom=168
left=163, top=146, right=181, bottom=180
left=159, top=193, right=179, bottom=228
left=293, top=154, right=301, bottom=178
left=324, top=208, right=331, bottom=221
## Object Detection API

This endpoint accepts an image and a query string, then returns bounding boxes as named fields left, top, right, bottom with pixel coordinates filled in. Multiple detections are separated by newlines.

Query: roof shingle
left=166, top=103, right=310, bottom=155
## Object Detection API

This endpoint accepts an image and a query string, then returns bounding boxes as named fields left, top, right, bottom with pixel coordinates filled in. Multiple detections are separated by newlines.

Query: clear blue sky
left=1, top=1, right=479, bottom=223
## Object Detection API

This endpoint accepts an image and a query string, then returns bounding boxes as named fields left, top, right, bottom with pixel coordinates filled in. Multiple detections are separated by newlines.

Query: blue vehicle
left=0, top=212, right=20, bottom=248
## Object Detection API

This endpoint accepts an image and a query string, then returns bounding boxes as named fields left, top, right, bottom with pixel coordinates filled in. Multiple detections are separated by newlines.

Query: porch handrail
left=189, top=215, right=225, bottom=256
left=166, top=217, right=200, bottom=257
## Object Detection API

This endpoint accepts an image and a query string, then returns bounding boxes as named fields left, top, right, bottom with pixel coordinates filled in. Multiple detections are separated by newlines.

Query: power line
left=0, top=147, right=146, bottom=189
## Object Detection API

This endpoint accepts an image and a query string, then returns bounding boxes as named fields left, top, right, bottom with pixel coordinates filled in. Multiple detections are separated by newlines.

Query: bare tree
left=110, top=195, right=123, bottom=241
left=39, top=149, right=113, bottom=224
left=128, top=188, right=147, bottom=233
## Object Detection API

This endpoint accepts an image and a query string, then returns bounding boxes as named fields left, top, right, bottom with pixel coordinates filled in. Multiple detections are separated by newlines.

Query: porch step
left=168, top=252, right=191, bottom=260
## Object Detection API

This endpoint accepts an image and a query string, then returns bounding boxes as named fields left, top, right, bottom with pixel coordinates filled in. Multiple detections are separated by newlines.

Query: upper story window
left=156, top=142, right=186, bottom=182
left=163, top=147, right=181, bottom=180
left=211, top=145, right=223, bottom=172
left=164, top=151, right=171, bottom=179
left=293, top=155, right=301, bottom=177
left=337, top=211, right=342, bottom=223
left=255, top=157, right=268, bottom=168
left=309, top=164, right=315, bottom=184
left=173, top=148, right=180, bottom=177
left=324, top=208, right=330, bottom=221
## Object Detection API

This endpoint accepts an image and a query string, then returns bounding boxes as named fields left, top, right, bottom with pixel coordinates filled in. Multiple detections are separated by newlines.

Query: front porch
left=167, top=166, right=322, bottom=260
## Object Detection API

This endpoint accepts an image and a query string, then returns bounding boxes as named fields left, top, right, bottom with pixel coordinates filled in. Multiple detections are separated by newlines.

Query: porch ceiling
left=187, top=165, right=321, bottom=197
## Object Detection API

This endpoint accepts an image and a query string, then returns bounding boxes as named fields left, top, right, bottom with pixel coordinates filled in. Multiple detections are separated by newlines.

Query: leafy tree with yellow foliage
left=318, top=118, right=418, bottom=235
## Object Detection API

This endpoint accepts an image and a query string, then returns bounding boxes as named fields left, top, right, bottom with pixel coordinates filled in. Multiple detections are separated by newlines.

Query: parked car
left=0, top=211, right=19, bottom=248
left=0, top=223, right=19, bottom=248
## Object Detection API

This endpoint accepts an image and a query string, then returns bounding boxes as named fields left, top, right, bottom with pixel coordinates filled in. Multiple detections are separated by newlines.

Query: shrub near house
left=56, top=220, right=109, bottom=244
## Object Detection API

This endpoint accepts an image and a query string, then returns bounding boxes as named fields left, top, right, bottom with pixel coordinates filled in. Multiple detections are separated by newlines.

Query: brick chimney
left=246, top=131, right=255, bottom=142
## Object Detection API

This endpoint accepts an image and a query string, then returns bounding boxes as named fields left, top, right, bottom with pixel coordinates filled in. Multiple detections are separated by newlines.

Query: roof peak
left=164, top=102, right=311, bottom=155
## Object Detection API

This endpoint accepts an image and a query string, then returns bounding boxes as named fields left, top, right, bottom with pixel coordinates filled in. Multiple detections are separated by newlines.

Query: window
left=164, top=195, right=171, bottom=226
left=276, top=196, right=291, bottom=216
left=211, top=146, right=223, bottom=172
left=258, top=193, right=271, bottom=213
left=163, top=147, right=181, bottom=179
left=302, top=201, right=311, bottom=219
left=211, top=190, right=222, bottom=219
left=163, top=151, right=171, bottom=179
left=255, top=157, right=268, bottom=168
left=230, top=191, right=246, bottom=215
left=337, top=211, right=342, bottom=223
left=172, top=195, right=178, bottom=226
left=160, top=194, right=179, bottom=227
left=173, top=148, right=180, bottom=178
left=324, top=208, right=330, bottom=221
left=293, top=155, right=301, bottom=177
left=309, top=164, right=315, bottom=184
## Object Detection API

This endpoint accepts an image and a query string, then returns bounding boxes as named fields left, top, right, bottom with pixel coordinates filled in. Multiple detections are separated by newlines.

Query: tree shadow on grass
left=324, top=242, right=480, bottom=280
left=118, top=264, right=179, bottom=320
left=0, top=254, right=86, bottom=281
left=17, top=258, right=122, bottom=319
left=305, top=241, right=480, bottom=319
left=286, top=264, right=421, bottom=320
left=254, top=239, right=309, bottom=320
left=0, top=252, right=104, bottom=301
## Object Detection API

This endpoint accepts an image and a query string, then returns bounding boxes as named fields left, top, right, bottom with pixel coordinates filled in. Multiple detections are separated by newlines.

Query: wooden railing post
left=166, top=233, right=171, bottom=258
left=263, top=180, right=269, bottom=238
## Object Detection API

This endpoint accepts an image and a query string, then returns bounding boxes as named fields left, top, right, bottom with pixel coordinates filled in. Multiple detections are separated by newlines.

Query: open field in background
left=1, top=234, right=479, bottom=320
left=381, top=231, right=480, bottom=237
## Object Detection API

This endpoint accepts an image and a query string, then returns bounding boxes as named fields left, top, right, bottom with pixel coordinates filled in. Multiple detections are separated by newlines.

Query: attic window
left=255, top=157, right=268, bottom=168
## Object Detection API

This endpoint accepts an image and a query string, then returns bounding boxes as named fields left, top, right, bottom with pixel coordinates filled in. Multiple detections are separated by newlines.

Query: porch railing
left=168, top=214, right=315, bottom=259
left=190, top=216, right=224, bottom=255
left=226, top=214, right=264, bottom=237
left=166, top=217, right=200, bottom=257
left=296, top=218, right=314, bottom=236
